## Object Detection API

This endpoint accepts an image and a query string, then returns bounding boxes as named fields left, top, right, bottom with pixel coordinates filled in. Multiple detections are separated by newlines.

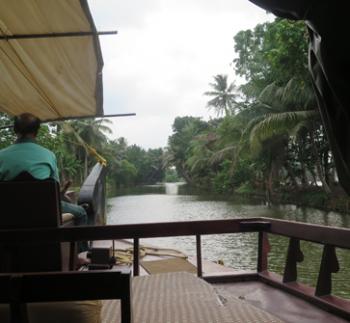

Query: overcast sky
left=88, top=0, right=272, bottom=149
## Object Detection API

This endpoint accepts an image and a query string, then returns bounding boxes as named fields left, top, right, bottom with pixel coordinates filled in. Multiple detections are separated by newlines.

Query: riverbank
left=112, top=182, right=350, bottom=215
left=276, top=186, right=350, bottom=215
left=176, top=183, right=350, bottom=215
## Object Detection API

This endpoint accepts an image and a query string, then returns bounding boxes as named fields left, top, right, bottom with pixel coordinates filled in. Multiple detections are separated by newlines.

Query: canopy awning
left=0, top=0, right=103, bottom=121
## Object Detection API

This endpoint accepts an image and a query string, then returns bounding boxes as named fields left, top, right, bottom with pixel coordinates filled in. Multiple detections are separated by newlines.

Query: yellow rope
left=62, top=123, right=107, bottom=166
left=113, top=245, right=188, bottom=266
left=86, top=145, right=107, bottom=166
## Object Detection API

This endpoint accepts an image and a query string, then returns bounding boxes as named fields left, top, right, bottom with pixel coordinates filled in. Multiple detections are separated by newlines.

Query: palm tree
left=62, top=118, right=113, bottom=179
left=186, top=132, right=217, bottom=174
left=204, top=74, right=238, bottom=117
left=241, top=78, right=331, bottom=196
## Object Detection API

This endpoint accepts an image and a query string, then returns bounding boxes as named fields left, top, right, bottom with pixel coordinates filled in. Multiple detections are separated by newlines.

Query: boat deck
left=94, top=240, right=348, bottom=323
left=101, top=272, right=284, bottom=323
left=98, top=270, right=348, bottom=323
left=213, top=281, right=348, bottom=323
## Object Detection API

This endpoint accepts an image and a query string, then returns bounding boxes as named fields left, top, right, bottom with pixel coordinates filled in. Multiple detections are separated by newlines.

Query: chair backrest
left=0, top=172, right=64, bottom=273
left=0, top=172, right=61, bottom=229
left=0, top=269, right=132, bottom=323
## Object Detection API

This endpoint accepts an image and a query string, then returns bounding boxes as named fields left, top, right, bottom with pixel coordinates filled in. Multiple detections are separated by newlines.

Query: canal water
left=107, top=183, right=350, bottom=299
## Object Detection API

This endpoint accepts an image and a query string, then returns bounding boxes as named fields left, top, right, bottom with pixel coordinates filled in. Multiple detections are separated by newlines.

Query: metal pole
left=0, top=113, right=136, bottom=130
left=0, top=31, right=118, bottom=40
left=133, top=238, right=140, bottom=276
left=196, top=235, right=203, bottom=277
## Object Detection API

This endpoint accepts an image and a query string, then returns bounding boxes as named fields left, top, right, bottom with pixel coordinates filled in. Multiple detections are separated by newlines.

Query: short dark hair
left=13, top=113, right=41, bottom=136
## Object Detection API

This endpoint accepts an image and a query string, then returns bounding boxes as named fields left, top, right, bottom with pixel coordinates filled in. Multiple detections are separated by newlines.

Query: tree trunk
left=309, top=130, right=331, bottom=194
left=265, top=166, right=274, bottom=207
left=284, top=163, right=300, bottom=190
left=309, top=168, right=318, bottom=186
left=323, top=151, right=330, bottom=186
left=300, top=161, right=308, bottom=187
left=180, top=163, right=193, bottom=185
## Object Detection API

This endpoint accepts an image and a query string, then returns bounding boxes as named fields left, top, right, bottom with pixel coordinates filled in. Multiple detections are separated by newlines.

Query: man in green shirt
left=0, top=114, right=60, bottom=182
left=0, top=113, right=88, bottom=233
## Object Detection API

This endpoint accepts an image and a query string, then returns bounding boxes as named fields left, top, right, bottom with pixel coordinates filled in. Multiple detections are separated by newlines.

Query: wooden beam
left=239, top=221, right=271, bottom=231
left=262, top=217, right=350, bottom=249
left=259, top=271, right=350, bottom=321
left=0, top=219, right=261, bottom=243
left=203, top=272, right=258, bottom=284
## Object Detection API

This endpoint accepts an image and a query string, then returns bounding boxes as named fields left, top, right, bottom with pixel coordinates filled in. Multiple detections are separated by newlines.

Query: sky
left=88, top=0, right=272, bottom=149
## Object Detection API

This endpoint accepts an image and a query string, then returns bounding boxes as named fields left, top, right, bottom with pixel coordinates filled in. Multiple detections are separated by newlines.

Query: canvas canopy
left=0, top=0, right=103, bottom=122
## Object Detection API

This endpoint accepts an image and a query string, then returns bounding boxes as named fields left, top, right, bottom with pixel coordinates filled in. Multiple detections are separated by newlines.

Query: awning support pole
left=0, top=31, right=117, bottom=40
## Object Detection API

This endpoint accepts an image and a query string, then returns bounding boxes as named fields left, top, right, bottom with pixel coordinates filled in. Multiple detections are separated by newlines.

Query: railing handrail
left=2, top=216, right=350, bottom=318
left=264, top=217, right=350, bottom=249
left=0, top=218, right=262, bottom=242
left=1, top=217, right=350, bottom=249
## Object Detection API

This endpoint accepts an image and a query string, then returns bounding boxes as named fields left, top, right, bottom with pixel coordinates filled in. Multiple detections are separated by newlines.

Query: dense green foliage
left=167, top=18, right=341, bottom=203
left=0, top=113, right=165, bottom=194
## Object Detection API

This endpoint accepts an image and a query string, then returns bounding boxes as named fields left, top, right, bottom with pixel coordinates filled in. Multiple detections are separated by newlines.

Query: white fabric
left=62, top=212, right=74, bottom=223
left=0, top=0, right=102, bottom=121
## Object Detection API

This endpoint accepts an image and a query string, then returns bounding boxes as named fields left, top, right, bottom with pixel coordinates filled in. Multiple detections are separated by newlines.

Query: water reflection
left=108, top=183, right=350, bottom=298
left=165, top=182, right=185, bottom=195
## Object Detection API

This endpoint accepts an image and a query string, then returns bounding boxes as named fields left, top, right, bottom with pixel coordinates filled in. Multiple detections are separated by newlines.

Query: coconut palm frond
left=205, top=74, right=238, bottom=116
left=204, top=91, right=221, bottom=97
left=289, top=120, right=310, bottom=138
left=241, top=114, right=266, bottom=139
left=209, top=145, right=236, bottom=165
left=249, top=110, right=317, bottom=153
left=187, top=155, right=207, bottom=172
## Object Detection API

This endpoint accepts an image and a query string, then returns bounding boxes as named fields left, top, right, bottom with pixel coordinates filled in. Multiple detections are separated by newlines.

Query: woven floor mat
left=102, top=272, right=284, bottom=323
left=141, top=258, right=197, bottom=274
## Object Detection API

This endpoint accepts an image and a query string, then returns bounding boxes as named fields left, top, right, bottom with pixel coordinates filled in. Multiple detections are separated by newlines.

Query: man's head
left=13, top=113, right=41, bottom=138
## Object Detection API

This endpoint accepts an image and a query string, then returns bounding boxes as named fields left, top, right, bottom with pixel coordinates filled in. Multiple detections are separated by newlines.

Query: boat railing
left=1, top=217, right=350, bottom=319
left=78, top=163, right=107, bottom=225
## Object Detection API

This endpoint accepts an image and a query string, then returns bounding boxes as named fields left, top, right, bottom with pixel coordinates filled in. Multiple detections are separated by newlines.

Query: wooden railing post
left=133, top=238, right=139, bottom=276
left=283, top=238, right=304, bottom=283
left=315, top=244, right=339, bottom=296
left=68, top=241, right=77, bottom=271
left=257, top=232, right=269, bottom=272
left=121, top=273, right=133, bottom=323
left=196, top=235, right=203, bottom=277
left=9, top=275, right=29, bottom=323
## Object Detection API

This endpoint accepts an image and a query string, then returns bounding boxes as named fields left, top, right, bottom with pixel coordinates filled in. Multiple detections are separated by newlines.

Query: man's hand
left=61, top=180, right=73, bottom=202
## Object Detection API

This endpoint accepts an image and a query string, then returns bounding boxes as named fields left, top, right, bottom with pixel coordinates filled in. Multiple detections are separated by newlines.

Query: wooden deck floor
left=93, top=239, right=349, bottom=322
left=213, top=281, right=348, bottom=323
left=101, top=272, right=284, bottom=323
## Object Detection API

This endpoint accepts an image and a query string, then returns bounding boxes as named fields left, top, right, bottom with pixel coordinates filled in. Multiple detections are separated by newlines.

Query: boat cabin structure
left=1, top=1, right=350, bottom=323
